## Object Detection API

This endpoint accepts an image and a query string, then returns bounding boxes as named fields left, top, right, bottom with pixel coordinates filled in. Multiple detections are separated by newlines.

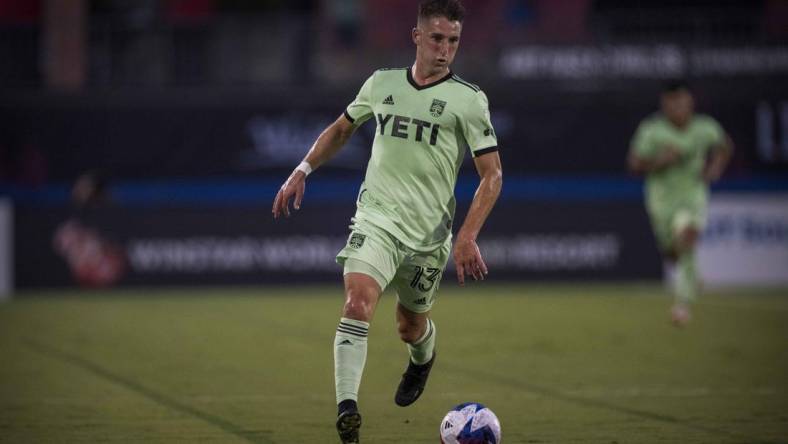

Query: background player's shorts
left=336, top=219, right=451, bottom=314
left=648, top=204, right=707, bottom=252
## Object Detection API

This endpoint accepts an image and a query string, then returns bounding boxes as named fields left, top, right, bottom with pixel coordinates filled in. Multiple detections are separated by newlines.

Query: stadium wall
left=699, top=194, right=788, bottom=287
left=12, top=187, right=788, bottom=291
left=12, top=199, right=662, bottom=290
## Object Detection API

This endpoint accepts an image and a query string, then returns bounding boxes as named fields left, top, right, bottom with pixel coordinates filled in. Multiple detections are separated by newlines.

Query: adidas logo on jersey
left=414, top=297, right=427, bottom=305
left=383, top=95, right=395, bottom=105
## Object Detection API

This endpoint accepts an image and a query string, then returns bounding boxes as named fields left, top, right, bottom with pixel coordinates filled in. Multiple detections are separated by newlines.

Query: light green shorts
left=648, top=205, right=706, bottom=252
left=336, top=219, right=451, bottom=314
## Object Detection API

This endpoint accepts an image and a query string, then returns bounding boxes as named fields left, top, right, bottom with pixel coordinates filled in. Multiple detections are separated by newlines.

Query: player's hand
left=272, top=170, right=306, bottom=218
left=453, top=237, right=488, bottom=286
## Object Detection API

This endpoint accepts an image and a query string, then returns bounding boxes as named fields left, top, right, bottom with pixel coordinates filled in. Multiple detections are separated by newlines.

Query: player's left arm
left=454, top=151, right=502, bottom=286
left=703, top=133, right=734, bottom=183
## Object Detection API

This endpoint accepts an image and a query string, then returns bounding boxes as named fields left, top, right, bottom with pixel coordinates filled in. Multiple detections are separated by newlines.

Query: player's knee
left=342, top=298, right=373, bottom=321
left=342, top=287, right=377, bottom=321
left=677, top=227, right=699, bottom=252
left=684, top=228, right=699, bottom=244
left=396, top=320, right=424, bottom=344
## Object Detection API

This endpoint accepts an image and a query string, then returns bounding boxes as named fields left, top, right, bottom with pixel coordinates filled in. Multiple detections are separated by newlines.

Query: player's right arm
left=272, top=114, right=356, bottom=218
left=273, top=73, right=375, bottom=219
left=627, top=120, right=681, bottom=175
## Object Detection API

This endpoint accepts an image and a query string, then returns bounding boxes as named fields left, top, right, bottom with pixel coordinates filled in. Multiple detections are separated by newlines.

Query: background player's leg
left=675, top=226, right=700, bottom=305
left=649, top=208, right=678, bottom=291
left=396, top=304, right=434, bottom=365
left=334, top=272, right=381, bottom=406
left=661, top=249, right=679, bottom=292
left=670, top=223, right=700, bottom=326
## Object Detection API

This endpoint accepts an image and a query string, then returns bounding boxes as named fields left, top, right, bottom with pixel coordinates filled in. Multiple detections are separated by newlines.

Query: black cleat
left=336, top=408, right=362, bottom=444
left=394, top=352, right=436, bottom=407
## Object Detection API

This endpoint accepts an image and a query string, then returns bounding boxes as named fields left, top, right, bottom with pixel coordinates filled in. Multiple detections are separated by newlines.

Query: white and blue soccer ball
left=439, top=402, right=501, bottom=444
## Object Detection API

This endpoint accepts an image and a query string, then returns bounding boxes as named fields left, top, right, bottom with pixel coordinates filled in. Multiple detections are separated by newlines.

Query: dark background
left=2, top=0, right=787, bottom=288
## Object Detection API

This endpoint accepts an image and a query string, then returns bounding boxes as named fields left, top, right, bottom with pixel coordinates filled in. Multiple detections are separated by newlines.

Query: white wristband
left=295, top=161, right=313, bottom=176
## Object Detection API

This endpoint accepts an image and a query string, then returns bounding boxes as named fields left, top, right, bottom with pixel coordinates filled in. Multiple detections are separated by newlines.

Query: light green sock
left=407, top=319, right=436, bottom=365
left=675, top=250, right=698, bottom=305
left=334, top=317, right=369, bottom=403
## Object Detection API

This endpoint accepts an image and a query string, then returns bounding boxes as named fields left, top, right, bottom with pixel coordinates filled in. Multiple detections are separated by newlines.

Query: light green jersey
left=631, top=113, right=725, bottom=210
left=344, top=67, right=498, bottom=252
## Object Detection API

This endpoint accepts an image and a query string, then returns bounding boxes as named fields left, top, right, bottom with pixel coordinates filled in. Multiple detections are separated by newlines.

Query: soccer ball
left=439, top=402, right=501, bottom=444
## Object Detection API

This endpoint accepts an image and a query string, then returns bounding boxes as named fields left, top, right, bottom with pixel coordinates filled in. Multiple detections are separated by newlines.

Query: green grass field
left=1, top=283, right=786, bottom=443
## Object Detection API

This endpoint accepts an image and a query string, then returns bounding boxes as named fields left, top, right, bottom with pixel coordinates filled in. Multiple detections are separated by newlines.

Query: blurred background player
left=628, top=80, right=733, bottom=326
left=272, top=0, right=502, bottom=442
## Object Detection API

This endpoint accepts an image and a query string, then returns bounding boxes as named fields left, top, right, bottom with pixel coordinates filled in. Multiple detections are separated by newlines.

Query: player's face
left=661, top=89, right=694, bottom=127
left=413, top=16, right=462, bottom=73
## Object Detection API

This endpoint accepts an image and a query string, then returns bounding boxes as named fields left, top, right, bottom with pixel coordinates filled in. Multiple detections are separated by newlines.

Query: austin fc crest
left=349, top=233, right=366, bottom=249
left=430, top=99, right=446, bottom=117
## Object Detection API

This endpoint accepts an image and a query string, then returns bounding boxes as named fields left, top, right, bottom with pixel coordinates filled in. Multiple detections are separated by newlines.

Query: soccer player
left=272, top=1, right=502, bottom=442
left=628, top=80, right=732, bottom=327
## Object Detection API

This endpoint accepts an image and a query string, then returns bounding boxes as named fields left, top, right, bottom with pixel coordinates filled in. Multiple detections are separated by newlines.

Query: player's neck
left=411, top=62, right=450, bottom=86
left=668, top=117, right=692, bottom=130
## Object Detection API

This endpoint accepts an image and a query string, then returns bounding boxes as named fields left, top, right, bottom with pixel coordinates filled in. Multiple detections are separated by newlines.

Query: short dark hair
left=418, top=0, right=465, bottom=23
left=662, top=79, right=691, bottom=94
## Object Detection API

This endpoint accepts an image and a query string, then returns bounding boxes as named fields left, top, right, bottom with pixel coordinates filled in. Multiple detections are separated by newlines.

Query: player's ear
left=412, top=27, right=420, bottom=45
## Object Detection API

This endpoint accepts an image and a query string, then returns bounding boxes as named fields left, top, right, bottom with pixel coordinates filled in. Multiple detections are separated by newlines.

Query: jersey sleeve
left=344, top=73, right=375, bottom=126
left=461, top=90, right=498, bottom=157
left=630, top=120, right=656, bottom=157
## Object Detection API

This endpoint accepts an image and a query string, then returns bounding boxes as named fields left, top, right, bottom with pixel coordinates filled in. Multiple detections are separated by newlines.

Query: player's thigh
left=391, top=239, right=451, bottom=314
left=337, top=220, right=400, bottom=292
